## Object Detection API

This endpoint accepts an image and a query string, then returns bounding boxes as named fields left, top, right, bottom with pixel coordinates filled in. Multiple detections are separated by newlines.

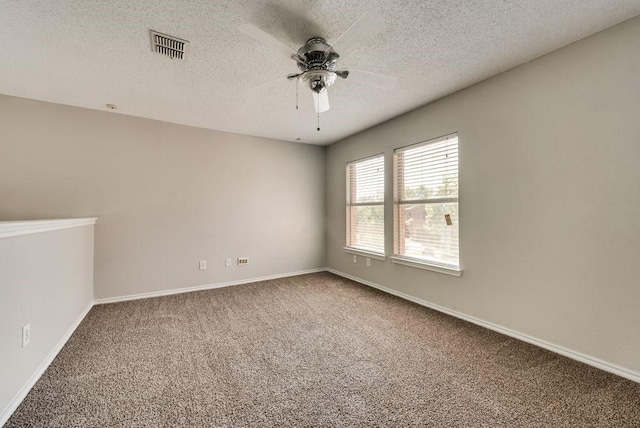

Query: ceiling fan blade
left=238, top=24, right=297, bottom=59
left=312, top=91, right=330, bottom=113
left=346, top=69, right=397, bottom=90
left=335, top=70, right=350, bottom=79
left=287, top=73, right=301, bottom=80
left=330, top=12, right=385, bottom=56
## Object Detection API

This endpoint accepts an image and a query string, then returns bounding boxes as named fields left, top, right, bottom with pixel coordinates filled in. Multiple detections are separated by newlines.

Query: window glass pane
left=351, top=156, right=385, bottom=204
left=398, top=139, right=458, bottom=201
left=396, top=202, right=459, bottom=267
left=350, top=205, right=384, bottom=253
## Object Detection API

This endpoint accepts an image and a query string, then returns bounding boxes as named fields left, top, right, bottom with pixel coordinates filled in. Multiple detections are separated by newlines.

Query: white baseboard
left=0, top=301, right=94, bottom=427
left=94, top=268, right=327, bottom=305
left=326, top=268, right=640, bottom=384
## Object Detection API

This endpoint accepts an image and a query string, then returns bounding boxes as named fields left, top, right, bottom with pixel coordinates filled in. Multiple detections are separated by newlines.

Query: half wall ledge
left=0, top=218, right=98, bottom=239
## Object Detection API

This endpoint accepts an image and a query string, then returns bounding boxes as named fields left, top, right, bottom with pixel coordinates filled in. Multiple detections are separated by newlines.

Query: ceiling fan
left=238, top=12, right=396, bottom=119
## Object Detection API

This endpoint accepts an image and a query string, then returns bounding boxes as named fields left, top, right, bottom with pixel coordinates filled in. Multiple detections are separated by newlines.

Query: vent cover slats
left=150, top=30, right=189, bottom=60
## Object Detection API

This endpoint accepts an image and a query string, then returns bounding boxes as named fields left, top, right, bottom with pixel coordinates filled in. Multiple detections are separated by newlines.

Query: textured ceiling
left=1, top=1, right=639, bottom=145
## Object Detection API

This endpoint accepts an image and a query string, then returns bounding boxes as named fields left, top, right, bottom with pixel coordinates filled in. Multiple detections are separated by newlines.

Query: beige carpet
left=6, top=272, right=640, bottom=427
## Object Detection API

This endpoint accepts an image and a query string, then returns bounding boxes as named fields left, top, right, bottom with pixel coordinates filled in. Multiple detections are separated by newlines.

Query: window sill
left=390, top=257, right=462, bottom=277
left=343, top=247, right=387, bottom=261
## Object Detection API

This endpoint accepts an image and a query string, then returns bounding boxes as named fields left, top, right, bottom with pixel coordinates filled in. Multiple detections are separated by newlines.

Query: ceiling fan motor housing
left=297, top=37, right=339, bottom=72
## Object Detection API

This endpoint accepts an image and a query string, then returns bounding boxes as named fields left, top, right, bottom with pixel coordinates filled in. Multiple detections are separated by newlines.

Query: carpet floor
left=6, top=272, right=640, bottom=427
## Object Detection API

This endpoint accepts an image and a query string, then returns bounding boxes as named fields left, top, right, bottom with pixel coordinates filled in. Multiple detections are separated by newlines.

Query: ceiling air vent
left=150, top=30, right=189, bottom=60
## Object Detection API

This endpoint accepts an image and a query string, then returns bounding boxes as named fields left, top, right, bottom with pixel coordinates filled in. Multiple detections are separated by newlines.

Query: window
left=346, top=154, right=385, bottom=256
left=393, top=134, right=459, bottom=273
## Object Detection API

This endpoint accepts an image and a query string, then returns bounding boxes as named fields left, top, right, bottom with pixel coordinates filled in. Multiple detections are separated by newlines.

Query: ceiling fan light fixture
left=310, top=79, right=326, bottom=94
left=301, top=70, right=336, bottom=94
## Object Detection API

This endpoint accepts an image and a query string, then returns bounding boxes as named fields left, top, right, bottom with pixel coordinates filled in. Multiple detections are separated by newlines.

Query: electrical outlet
left=366, top=258, right=371, bottom=267
left=225, top=258, right=232, bottom=267
left=237, top=257, right=249, bottom=265
left=353, top=255, right=357, bottom=263
left=199, top=260, right=207, bottom=270
left=22, top=324, right=30, bottom=348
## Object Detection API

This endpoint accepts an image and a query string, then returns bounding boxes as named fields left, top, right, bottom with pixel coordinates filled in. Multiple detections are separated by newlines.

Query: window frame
left=345, top=153, right=386, bottom=258
left=392, top=133, right=461, bottom=276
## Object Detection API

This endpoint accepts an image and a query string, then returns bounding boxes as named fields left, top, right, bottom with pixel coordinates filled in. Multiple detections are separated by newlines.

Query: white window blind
left=346, top=154, right=385, bottom=255
left=393, top=134, right=459, bottom=269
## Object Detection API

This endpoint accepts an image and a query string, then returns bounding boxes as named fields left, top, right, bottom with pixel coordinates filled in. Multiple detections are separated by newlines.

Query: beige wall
left=0, top=96, right=326, bottom=299
left=326, top=16, right=640, bottom=374
left=0, top=225, right=94, bottom=420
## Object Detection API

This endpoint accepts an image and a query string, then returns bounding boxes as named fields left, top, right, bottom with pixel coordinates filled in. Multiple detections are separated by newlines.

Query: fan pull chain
left=295, top=80, right=299, bottom=110
left=317, top=94, right=320, bottom=131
